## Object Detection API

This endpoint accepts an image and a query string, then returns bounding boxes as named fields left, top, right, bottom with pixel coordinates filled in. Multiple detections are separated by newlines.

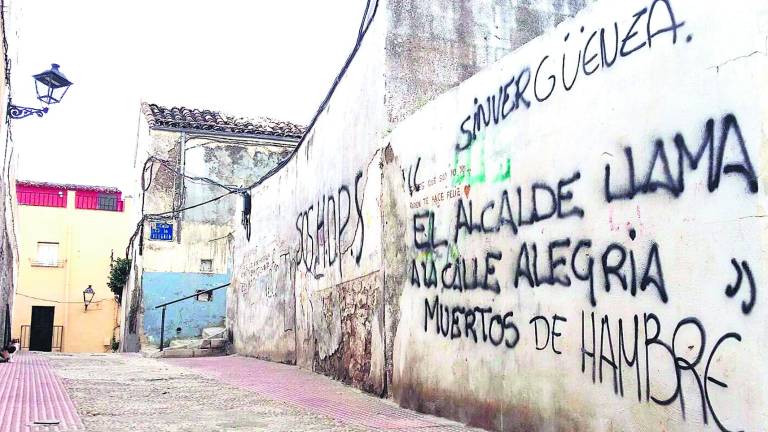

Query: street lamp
left=8, top=63, right=73, bottom=120
left=83, top=285, right=95, bottom=310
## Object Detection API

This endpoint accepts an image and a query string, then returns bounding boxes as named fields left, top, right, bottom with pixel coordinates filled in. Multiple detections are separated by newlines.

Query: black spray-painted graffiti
left=530, top=314, right=568, bottom=354
left=295, top=171, right=365, bottom=279
left=424, top=295, right=519, bottom=349
left=412, top=105, right=759, bottom=432
left=403, top=157, right=422, bottom=196
left=725, top=258, right=755, bottom=315
left=411, top=178, right=666, bottom=307
left=411, top=233, right=667, bottom=307
left=605, top=113, right=758, bottom=202
left=581, top=311, right=742, bottom=432
left=413, top=171, right=584, bottom=244
left=457, top=0, right=689, bottom=150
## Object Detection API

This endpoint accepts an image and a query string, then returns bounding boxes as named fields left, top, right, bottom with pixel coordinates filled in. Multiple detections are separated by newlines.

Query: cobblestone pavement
left=46, top=352, right=480, bottom=432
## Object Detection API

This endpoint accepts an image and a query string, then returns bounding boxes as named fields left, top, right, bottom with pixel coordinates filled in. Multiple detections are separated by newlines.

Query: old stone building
left=120, top=103, right=304, bottom=352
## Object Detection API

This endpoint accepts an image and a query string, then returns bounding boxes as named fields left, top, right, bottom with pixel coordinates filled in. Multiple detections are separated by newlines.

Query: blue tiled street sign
left=150, top=222, right=173, bottom=241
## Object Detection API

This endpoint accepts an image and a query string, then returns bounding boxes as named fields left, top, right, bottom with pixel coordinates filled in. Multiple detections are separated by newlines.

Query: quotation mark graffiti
left=402, top=157, right=421, bottom=196
left=725, top=258, right=755, bottom=315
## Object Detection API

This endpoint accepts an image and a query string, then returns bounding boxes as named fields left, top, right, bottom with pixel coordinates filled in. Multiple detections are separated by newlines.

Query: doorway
left=29, top=306, right=55, bottom=351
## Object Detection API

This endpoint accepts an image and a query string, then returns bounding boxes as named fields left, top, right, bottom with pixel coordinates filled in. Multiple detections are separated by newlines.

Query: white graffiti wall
left=386, top=0, right=768, bottom=430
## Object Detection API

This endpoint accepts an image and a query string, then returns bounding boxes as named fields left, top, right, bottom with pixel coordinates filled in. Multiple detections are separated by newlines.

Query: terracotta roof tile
left=141, top=103, right=305, bottom=139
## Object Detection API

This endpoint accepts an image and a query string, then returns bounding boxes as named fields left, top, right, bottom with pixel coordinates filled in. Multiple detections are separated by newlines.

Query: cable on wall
left=16, top=292, right=114, bottom=304
left=125, top=0, right=380, bottom=256
left=237, top=0, right=379, bottom=194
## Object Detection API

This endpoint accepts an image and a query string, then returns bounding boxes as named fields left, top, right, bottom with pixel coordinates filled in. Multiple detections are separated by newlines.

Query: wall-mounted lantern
left=83, top=285, right=95, bottom=310
left=9, top=63, right=73, bottom=120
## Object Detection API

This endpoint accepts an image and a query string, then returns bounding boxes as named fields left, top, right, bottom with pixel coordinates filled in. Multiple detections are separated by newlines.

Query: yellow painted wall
left=12, top=190, right=133, bottom=352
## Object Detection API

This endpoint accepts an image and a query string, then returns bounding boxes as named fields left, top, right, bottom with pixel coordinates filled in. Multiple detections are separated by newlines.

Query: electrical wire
left=125, top=188, right=238, bottom=258
left=147, top=155, right=238, bottom=192
left=185, top=135, right=295, bottom=151
left=125, top=0, right=380, bottom=256
left=238, top=0, right=379, bottom=194
left=150, top=189, right=239, bottom=218
left=125, top=154, right=241, bottom=257
left=15, top=292, right=114, bottom=304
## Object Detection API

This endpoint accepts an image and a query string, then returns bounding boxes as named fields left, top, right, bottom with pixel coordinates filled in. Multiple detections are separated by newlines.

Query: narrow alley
left=1, top=0, right=767, bottom=430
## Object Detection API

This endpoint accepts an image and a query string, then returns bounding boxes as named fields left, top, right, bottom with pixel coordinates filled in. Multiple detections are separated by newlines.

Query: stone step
left=169, top=338, right=203, bottom=349
left=157, top=348, right=226, bottom=358
left=200, top=338, right=226, bottom=349
left=143, top=346, right=226, bottom=359
left=166, top=337, right=226, bottom=350
left=201, top=327, right=226, bottom=339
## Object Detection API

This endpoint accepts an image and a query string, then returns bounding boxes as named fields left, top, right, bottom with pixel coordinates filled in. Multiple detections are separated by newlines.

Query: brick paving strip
left=0, top=352, right=84, bottom=432
left=167, top=355, right=476, bottom=431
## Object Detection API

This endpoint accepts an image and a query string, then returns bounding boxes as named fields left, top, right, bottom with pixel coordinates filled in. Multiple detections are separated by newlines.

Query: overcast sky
left=9, top=0, right=363, bottom=191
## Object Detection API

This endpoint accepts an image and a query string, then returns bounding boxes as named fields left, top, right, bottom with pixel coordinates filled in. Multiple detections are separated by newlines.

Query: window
left=200, top=259, right=213, bottom=273
left=97, top=193, right=118, bottom=211
left=75, top=190, right=124, bottom=212
left=195, top=289, right=212, bottom=302
left=17, top=186, right=66, bottom=207
left=35, top=242, right=59, bottom=266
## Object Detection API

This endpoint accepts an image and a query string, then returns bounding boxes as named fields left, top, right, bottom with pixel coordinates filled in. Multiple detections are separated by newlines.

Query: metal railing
left=20, top=325, right=64, bottom=351
left=154, top=283, right=229, bottom=351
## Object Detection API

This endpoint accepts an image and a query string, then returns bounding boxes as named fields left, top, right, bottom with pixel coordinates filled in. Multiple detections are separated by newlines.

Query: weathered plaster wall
left=385, top=0, right=595, bottom=124
left=231, top=0, right=768, bottom=430
left=141, top=271, right=228, bottom=345
left=228, top=2, right=387, bottom=389
left=119, top=245, right=142, bottom=352
left=123, top=113, right=296, bottom=349
left=230, top=0, right=593, bottom=396
left=386, top=0, right=768, bottom=430
left=139, top=131, right=293, bottom=275
left=141, top=222, right=232, bottom=274
left=184, top=139, right=292, bottom=226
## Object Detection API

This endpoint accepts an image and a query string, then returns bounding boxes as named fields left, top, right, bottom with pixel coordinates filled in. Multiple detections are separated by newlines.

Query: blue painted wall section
left=142, top=272, right=229, bottom=346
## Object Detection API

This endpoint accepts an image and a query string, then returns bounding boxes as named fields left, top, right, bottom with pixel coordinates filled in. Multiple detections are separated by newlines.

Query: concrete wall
left=386, top=0, right=768, bottom=430
left=228, top=0, right=387, bottom=388
left=228, top=0, right=595, bottom=399
left=141, top=271, right=228, bottom=345
left=230, top=0, right=768, bottom=430
left=119, top=241, right=143, bottom=352
left=385, top=0, right=596, bottom=124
